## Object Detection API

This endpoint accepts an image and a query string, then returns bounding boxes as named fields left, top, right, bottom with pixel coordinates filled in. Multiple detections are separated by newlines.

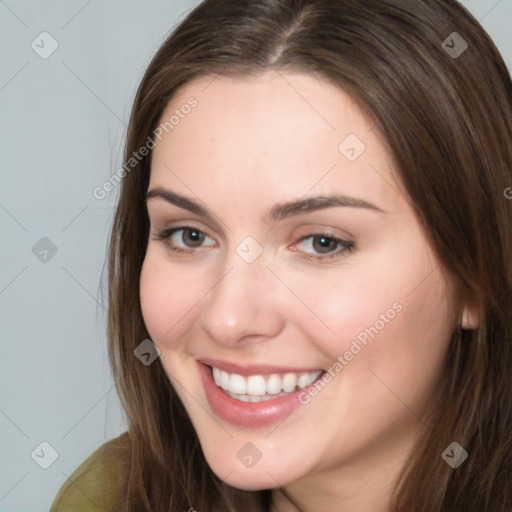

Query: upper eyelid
left=156, top=224, right=349, bottom=237
left=154, top=220, right=353, bottom=238
left=158, top=225, right=216, bottom=242
left=292, top=225, right=354, bottom=243
left=153, top=221, right=212, bottom=235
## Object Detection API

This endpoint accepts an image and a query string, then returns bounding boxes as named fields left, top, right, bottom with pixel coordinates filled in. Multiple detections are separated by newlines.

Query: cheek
left=281, top=259, right=398, bottom=357
left=290, top=242, right=453, bottom=367
left=139, top=252, right=201, bottom=346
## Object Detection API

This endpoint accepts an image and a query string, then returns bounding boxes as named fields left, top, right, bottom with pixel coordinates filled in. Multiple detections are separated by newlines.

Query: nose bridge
left=199, top=243, right=283, bottom=345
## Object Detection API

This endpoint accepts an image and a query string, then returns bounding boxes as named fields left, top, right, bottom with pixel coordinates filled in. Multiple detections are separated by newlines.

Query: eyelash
left=151, top=225, right=355, bottom=261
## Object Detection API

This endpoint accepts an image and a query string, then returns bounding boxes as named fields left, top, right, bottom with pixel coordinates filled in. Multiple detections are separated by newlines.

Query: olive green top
left=50, top=433, right=130, bottom=512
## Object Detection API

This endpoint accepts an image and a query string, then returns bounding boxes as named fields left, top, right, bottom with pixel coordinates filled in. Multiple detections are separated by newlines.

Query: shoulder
left=50, top=432, right=131, bottom=512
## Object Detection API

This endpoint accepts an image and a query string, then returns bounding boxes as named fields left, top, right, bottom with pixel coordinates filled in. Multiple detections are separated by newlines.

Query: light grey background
left=0, top=1, right=510, bottom=511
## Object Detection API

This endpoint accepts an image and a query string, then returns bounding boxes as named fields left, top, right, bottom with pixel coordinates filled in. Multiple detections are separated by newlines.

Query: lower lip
left=198, top=361, right=322, bottom=428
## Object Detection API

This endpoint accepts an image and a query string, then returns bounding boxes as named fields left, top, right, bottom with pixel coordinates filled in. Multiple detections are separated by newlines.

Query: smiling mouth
left=207, top=365, right=325, bottom=402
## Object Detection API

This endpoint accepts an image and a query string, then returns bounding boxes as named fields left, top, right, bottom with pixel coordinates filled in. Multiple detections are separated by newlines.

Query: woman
left=51, top=0, right=512, bottom=510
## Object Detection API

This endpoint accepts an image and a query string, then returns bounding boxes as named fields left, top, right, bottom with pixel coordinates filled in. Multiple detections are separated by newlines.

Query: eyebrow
left=146, top=187, right=385, bottom=222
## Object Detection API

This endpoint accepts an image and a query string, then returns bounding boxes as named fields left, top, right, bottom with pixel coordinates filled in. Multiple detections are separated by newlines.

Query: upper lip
left=198, top=357, right=324, bottom=376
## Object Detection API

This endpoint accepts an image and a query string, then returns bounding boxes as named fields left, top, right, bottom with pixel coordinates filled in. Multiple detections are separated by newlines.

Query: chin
left=215, top=468, right=278, bottom=491
left=201, top=443, right=302, bottom=491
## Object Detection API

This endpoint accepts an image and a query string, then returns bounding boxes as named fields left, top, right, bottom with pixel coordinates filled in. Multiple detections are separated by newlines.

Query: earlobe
left=460, top=305, right=480, bottom=330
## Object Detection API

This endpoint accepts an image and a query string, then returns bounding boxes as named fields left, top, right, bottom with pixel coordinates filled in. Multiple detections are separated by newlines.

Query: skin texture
left=140, top=70, right=476, bottom=511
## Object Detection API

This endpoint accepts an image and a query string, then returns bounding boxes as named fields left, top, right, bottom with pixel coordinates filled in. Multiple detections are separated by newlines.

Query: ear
left=460, top=302, right=480, bottom=330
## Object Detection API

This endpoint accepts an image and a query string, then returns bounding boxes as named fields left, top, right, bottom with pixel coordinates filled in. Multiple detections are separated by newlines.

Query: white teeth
left=220, top=370, right=230, bottom=390
left=266, top=374, right=282, bottom=395
left=298, top=372, right=317, bottom=389
left=212, top=367, right=221, bottom=386
left=282, top=373, right=298, bottom=392
left=210, top=366, right=323, bottom=401
left=246, top=375, right=267, bottom=395
left=229, top=374, right=246, bottom=394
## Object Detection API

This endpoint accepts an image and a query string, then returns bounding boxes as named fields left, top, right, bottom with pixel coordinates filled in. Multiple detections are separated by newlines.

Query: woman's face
left=140, top=71, right=458, bottom=492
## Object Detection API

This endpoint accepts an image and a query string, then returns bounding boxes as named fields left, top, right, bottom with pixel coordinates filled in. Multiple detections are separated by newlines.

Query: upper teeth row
left=212, top=367, right=323, bottom=396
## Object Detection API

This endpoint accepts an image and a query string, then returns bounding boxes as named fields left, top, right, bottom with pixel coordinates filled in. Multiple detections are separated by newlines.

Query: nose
left=198, top=251, right=285, bottom=348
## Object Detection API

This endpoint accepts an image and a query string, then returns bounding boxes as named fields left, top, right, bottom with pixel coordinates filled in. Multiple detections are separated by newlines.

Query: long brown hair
left=106, top=0, right=512, bottom=510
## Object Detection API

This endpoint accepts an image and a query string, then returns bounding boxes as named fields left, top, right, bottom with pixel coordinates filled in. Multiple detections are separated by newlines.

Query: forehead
left=149, top=70, right=405, bottom=216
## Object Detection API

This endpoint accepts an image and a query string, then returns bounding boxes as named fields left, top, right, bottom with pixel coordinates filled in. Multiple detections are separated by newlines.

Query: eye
left=152, top=226, right=215, bottom=254
left=152, top=226, right=354, bottom=260
left=294, top=233, right=355, bottom=260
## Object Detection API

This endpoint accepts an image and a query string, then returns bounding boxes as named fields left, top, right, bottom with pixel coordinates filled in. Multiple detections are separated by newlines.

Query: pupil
left=314, top=235, right=336, bottom=254
left=185, top=229, right=204, bottom=246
